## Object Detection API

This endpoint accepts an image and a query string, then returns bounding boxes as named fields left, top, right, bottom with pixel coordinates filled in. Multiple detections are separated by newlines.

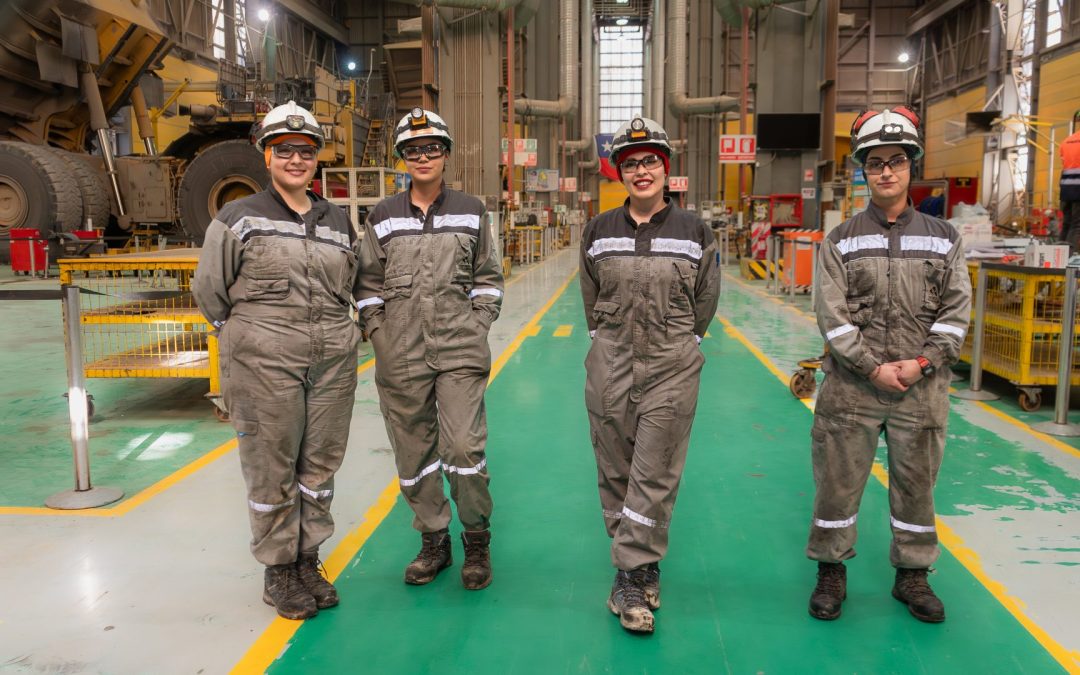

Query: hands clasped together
left=869, top=360, right=922, bottom=392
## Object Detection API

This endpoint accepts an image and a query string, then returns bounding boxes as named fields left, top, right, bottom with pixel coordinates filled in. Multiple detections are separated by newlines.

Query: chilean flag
left=596, top=133, right=620, bottom=181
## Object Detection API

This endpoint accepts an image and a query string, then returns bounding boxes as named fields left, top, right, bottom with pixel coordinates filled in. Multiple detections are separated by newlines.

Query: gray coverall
left=808, top=200, right=971, bottom=569
left=581, top=199, right=720, bottom=571
left=357, top=186, right=503, bottom=534
left=193, top=187, right=361, bottom=566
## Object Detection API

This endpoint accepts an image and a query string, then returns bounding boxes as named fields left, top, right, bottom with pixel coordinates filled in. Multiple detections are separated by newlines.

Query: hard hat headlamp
left=879, top=122, right=904, bottom=142
left=409, top=107, right=428, bottom=128
left=285, top=114, right=305, bottom=131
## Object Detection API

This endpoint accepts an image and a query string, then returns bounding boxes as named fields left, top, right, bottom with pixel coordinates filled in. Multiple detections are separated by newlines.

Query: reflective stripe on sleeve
left=470, top=288, right=502, bottom=298
left=930, top=322, right=965, bottom=338
left=357, top=297, right=384, bottom=309
left=826, top=323, right=857, bottom=341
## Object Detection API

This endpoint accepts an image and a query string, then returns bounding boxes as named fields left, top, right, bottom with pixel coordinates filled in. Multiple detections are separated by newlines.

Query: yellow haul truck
left=0, top=0, right=364, bottom=258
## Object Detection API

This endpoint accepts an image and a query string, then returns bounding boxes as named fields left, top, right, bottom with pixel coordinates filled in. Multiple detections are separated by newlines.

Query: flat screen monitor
left=756, top=113, right=822, bottom=150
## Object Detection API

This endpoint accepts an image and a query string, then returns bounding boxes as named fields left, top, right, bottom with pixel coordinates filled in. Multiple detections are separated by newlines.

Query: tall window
left=1046, top=0, right=1063, bottom=48
left=599, top=25, right=644, bottom=134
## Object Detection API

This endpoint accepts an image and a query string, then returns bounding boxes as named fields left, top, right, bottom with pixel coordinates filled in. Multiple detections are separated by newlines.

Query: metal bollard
left=1032, top=266, right=1080, bottom=436
left=953, top=264, right=1000, bottom=401
left=45, top=285, right=124, bottom=509
left=810, top=240, right=818, bottom=309
left=768, top=235, right=778, bottom=294
left=788, top=238, right=796, bottom=302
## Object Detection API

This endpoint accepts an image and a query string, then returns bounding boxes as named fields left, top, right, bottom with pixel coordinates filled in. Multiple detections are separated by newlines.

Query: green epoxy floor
left=264, top=278, right=1067, bottom=674
left=0, top=281, right=374, bottom=508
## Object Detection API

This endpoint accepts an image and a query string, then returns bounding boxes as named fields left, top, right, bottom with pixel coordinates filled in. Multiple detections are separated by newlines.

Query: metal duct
left=668, top=0, right=739, bottom=116
left=514, top=0, right=541, bottom=29
left=562, top=0, right=593, bottom=152
left=514, top=0, right=577, bottom=118
left=651, top=0, right=666, bottom=120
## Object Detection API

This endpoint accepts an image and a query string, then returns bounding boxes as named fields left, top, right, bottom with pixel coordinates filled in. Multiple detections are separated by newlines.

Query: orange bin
left=780, top=229, right=823, bottom=288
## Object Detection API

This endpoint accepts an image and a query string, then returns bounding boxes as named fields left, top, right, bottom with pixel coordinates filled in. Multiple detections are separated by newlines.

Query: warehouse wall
left=923, top=86, right=985, bottom=181
left=1033, top=50, right=1080, bottom=210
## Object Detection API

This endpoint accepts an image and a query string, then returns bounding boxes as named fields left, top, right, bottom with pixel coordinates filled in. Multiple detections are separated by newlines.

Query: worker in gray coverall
left=192, top=101, right=360, bottom=621
left=806, top=106, right=971, bottom=624
left=357, top=108, right=503, bottom=590
left=581, top=117, right=719, bottom=634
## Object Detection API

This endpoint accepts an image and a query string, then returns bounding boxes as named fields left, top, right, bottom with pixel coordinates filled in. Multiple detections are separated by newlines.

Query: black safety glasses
left=270, top=143, right=318, bottom=161
left=401, top=143, right=447, bottom=161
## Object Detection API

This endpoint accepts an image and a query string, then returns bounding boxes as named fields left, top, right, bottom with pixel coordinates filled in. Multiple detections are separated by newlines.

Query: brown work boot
left=893, top=568, right=946, bottom=623
left=641, top=562, right=661, bottom=610
left=608, top=568, right=655, bottom=634
left=404, top=529, right=452, bottom=585
left=808, top=561, right=846, bottom=620
left=263, top=563, right=318, bottom=620
left=461, top=530, right=493, bottom=590
left=296, top=551, right=339, bottom=609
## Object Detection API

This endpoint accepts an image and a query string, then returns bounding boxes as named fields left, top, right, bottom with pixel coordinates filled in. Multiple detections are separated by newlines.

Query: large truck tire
left=51, top=150, right=113, bottom=232
left=177, top=140, right=267, bottom=245
left=0, top=141, right=83, bottom=238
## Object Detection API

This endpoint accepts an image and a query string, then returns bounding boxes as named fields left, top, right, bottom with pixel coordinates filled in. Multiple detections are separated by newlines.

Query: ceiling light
left=257, top=8, right=271, bottom=22
left=346, top=60, right=357, bottom=71
left=898, top=51, right=910, bottom=63
left=615, top=18, right=628, bottom=26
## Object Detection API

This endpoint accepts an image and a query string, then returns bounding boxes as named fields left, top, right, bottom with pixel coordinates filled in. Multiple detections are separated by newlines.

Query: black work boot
left=641, top=562, right=661, bottom=611
left=263, top=563, right=318, bottom=620
left=808, top=561, right=847, bottom=620
left=296, top=551, right=339, bottom=609
left=404, top=529, right=452, bottom=585
left=608, top=568, right=655, bottom=634
left=460, top=530, right=493, bottom=590
left=893, top=568, right=946, bottom=623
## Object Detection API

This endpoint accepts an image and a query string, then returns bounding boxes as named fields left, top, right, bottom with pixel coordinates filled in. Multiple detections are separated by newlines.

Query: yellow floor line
left=232, top=268, right=578, bottom=674
left=553, top=324, right=573, bottom=337
left=719, top=312, right=1080, bottom=673
left=357, top=358, right=375, bottom=375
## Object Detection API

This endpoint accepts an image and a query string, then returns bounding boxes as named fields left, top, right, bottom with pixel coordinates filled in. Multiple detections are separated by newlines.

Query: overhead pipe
left=514, top=0, right=577, bottom=118
left=651, top=0, right=666, bottom=120
left=514, top=0, right=541, bottom=29
left=668, top=0, right=739, bottom=116
left=579, top=23, right=600, bottom=171
left=388, top=0, right=525, bottom=9
left=562, top=0, right=593, bottom=152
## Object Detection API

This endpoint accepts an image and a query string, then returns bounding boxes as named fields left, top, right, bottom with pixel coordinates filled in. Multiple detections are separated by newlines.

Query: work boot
left=296, top=551, right=339, bottom=609
left=642, top=562, right=661, bottom=610
left=607, top=568, right=655, bottom=634
left=893, top=568, right=946, bottom=623
left=808, top=561, right=846, bottom=620
left=263, top=563, right=318, bottom=620
left=404, top=529, right=452, bottom=585
left=460, top=530, right=493, bottom=590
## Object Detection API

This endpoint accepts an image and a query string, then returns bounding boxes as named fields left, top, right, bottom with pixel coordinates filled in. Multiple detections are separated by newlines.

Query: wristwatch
left=916, top=355, right=935, bottom=377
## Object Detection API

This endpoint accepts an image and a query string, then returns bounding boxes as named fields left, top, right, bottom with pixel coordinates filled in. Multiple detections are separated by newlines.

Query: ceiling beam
left=274, top=0, right=348, bottom=44
left=905, top=0, right=967, bottom=38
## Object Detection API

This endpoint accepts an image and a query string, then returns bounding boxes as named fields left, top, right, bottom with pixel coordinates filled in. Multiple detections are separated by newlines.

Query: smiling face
left=864, top=144, right=911, bottom=203
left=619, top=149, right=667, bottom=204
left=402, top=138, right=447, bottom=189
left=268, top=138, right=318, bottom=194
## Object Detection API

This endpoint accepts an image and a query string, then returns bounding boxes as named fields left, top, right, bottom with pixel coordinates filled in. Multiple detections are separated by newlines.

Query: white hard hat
left=850, top=106, right=923, bottom=165
left=393, top=108, right=453, bottom=156
left=610, top=117, right=673, bottom=165
left=254, top=100, right=324, bottom=151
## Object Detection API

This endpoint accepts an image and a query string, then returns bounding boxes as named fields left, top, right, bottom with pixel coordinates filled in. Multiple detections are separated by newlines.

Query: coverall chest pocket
left=241, top=239, right=290, bottom=301
left=668, top=259, right=696, bottom=315
left=453, top=234, right=475, bottom=285
left=845, top=260, right=876, bottom=327
left=920, top=259, right=946, bottom=318
left=592, top=300, right=623, bottom=329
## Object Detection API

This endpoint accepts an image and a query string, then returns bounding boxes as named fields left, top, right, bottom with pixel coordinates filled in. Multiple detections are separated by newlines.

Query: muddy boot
left=263, top=563, right=318, bottom=620
left=296, top=552, right=338, bottom=609
left=642, top=562, right=661, bottom=611
left=404, top=529, right=452, bottom=585
left=460, top=530, right=492, bottom=590
left=893, top=568, right=946, bottom=623
left=808, top=561, right=846, bottom=620
left=607, top=569, right=655, bottom=634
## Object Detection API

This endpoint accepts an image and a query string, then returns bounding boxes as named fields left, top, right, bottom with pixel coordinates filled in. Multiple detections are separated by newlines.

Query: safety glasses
left=863, top=155, right=910, bottom=175
left=619, top=154, right=663, bottom=173
left=270, top=143, right=318, bottom=161
left=401, top=143, right=447, bottom=161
